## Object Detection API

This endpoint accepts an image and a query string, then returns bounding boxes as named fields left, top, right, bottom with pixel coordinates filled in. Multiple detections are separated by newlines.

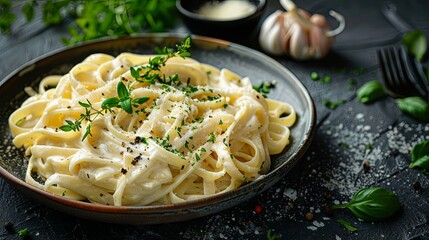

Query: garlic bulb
left=259, top=0, right=345, bottom=60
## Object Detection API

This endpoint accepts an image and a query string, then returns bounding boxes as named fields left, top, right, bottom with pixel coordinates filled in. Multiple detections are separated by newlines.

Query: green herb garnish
left=253, top=81, right=277, bottom=97
left=130, top=36, right=191, bottom=85
left=208, top=132, right=216, bottom=143
left=1, top=0, right=178, bottom=45
left=347, top=78, right=357, bottom=90
left=18, top=227, right=29, bottom=237
left=402, top=30, right=427, bottom=62
left=60, top=37, right=192, bottom=140
left=337, top=219, right=357, bottom=232
left=409, top=140, right=429, bottom=172
left=356, top=80, right=385, bottom=103
left=0, top=0, right=16, bottom=34
left=267, top=229, right=279, bottom=240
left=332, top=187, right=400, bottom=221
left=60, top=81, right=149, bottom=141
left=310, top=72, right=320, bottom=81
left=321, top=75, right=332, bottom=83
left=323, top=99, right=344, bottom=109
left=396, top=96, right=429, bottom=122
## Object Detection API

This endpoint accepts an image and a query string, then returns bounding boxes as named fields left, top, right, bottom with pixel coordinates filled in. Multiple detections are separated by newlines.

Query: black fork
left=377, top=46, right=428, bottom=100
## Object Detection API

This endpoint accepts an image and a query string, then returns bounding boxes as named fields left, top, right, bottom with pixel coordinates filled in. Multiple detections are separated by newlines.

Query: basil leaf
left=117, top=81, right=129, bottom=99
left=402, top=30, right=427, bottom=62
left=357, top=80, right=385, bottom=104
left=120, top=98, right=132, bottom=114
left=409, top=140, right=429, bottom=169
left=345, top=187, right=400, bottom=221
left=396, top=96, right=429, bottom=122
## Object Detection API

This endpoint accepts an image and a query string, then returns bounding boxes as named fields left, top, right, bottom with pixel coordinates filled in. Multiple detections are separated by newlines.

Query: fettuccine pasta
left=9, top=52, right=296, bottom=206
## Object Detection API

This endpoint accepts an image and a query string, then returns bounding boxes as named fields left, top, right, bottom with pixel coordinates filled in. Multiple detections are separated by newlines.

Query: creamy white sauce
left=195, top=1, right=257, bottom=20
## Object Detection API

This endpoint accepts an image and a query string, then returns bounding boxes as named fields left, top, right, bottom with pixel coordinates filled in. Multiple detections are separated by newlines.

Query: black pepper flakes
left=131, top=155, right=142, bottom=165
left=4, top=221, right=14, bottom=232
left=413, top=181, right=422, bottom=191
left=121, top=168, right=128, bottom=175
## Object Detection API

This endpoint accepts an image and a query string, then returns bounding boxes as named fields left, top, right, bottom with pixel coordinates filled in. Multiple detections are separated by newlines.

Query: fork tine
left=377, top=46, right=419, bottom=98
left=377, top=48, right=400, bottom=97
left=386, top=47, right=401, bottom=87
left=389, top=47, right=408, bottom=96
left=395, top=47, right=420, bottom=96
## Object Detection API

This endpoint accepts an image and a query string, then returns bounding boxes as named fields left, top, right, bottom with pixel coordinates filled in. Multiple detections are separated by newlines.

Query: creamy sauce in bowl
left=195, top=0, right=257, bottom=20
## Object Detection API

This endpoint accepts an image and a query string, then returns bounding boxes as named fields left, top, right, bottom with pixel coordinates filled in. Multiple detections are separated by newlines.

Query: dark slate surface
left=1, top=0, right=429, bottom=239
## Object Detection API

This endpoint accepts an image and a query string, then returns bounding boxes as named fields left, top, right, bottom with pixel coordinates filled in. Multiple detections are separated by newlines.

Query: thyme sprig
left=60, top=37, right=191, bottom=141
left=60, top=81, right=149, bottom=141
left=130, top=36, right=191, bottom=85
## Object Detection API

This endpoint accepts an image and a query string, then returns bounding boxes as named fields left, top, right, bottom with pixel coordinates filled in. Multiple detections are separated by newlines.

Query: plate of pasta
left=0, top=34, right=315, bottom=224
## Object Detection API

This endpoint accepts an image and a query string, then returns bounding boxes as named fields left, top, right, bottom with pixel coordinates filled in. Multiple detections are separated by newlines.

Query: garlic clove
left=259, top=11, right=284, bottom=55
left=288, top=23, right=310, bottom=60
left=308, top=26, right=327, bottom=59
left=310, top=14, right=331, bottom=30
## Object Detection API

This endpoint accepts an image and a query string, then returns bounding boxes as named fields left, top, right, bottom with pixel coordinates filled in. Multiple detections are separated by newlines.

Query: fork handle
left=381, top=3, right=413, bottom=34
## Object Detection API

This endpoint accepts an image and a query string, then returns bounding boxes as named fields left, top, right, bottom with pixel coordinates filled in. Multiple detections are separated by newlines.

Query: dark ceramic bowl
left=176, top=0, right=267, bottom=40
left=0, top=33, right=315, bottom=224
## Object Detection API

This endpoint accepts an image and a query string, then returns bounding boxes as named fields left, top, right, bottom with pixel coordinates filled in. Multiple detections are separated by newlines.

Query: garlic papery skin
left=259, top=0, right=345, bottom=60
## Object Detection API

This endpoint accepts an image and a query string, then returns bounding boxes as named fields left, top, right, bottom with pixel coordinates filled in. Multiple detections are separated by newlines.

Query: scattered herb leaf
left=347, top=78, right=357, bottom=90
left=338, top=142, right=350, bottom=149
left=267, top=229, right=279, bottom=240
left=18, top=227, right=29, bottom=237
left=321, top=75, right=332, bottom=83
left=310, top=72, right=320, bottom=81
left=332, top=187, right=400, bottom=221
left=402, top=30, right=427, bottom=62
left=356, top=80, right=385, bottom=104
left=396, top=96, right=429, bottom=122
left=323, top=99, right=344, bottom=109
left=337, top=219, right=357, bottom=232
left=353, top=67, right=366, bottom=75
left=409, top=140, right=429, bottom=171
